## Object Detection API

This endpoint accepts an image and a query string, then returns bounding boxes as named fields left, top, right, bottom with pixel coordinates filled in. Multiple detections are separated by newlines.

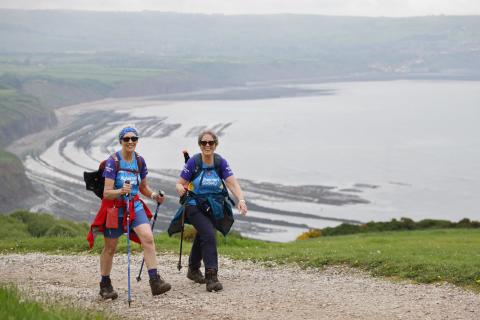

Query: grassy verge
left=1, top=211, right=479, bottom=291
left=0, top=284, right=110, bottom=320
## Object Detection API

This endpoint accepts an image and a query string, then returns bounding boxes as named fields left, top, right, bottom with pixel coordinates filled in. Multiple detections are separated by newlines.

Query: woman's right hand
left=120, top=182, right=132, bottom=195
left=176, top=183, right=187, bottom=197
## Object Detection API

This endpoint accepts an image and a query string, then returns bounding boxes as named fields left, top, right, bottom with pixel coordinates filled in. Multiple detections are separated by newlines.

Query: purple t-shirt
left=180, top=155, right=233, bottom=182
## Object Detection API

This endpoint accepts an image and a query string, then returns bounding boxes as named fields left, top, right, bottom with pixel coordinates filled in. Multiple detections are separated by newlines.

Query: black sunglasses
left=200, top=140, right=216, bottom=146
left=122, top=136, right=139, bottom=142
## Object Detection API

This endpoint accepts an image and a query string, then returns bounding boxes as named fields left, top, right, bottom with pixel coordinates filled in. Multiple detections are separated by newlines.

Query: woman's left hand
left=151, top=192, right=165, bottom=204
left=237, top=200, right=248, bottom=216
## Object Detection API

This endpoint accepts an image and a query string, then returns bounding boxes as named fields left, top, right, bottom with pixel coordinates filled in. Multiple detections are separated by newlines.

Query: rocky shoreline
left=7, top=89, right=373, bottom=240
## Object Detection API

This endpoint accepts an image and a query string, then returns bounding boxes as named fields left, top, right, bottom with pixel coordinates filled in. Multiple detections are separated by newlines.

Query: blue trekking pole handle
left=136, top=190, right=164, bottom=282
left=125, top=181, right=132, bottom=307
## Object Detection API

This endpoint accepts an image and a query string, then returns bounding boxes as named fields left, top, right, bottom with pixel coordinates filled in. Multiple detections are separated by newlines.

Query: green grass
left=0, top=211, right=89, bottom=240
left=0, top=285, right=110, bottom=320
left=215, top=229, right=480, bottom=289
left=1, top=211, right=479, bottom=291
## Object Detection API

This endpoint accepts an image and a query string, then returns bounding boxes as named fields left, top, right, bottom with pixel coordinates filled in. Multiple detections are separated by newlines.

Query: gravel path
left=1, top=253, right=479, bottom=320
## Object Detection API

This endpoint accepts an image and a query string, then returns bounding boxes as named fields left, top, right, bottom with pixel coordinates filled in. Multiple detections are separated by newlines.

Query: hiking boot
left=149, top=274, right=171, bottom=296
left=99, top=279, right=118, bottom=300
left=205, top=269, right=223, bottom=292
left=187, top=266, right=206, bottom=284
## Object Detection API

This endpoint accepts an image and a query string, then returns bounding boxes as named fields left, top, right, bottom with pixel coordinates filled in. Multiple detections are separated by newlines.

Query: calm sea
left=26, top=80, right=480, bottom=241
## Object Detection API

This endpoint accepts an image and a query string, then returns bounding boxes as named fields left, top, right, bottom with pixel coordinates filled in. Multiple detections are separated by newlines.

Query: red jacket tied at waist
left=86, top=195, right=152, bottom=249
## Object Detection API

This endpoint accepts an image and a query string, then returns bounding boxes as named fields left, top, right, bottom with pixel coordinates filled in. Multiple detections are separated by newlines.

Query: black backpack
left=83, top=152, right=143, bottom=199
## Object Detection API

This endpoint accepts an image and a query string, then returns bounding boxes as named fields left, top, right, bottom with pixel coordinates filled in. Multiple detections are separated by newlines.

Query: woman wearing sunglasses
left=172, top=130, right=248, bottom=292
left=97, top=126, right=171, bottom=299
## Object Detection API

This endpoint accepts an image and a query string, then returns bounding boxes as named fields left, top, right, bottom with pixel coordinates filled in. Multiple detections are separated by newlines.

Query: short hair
left=197, top=130, right=218, bottom=145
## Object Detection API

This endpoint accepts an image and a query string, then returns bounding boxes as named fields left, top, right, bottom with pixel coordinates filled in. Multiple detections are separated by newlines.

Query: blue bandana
left=119, top=127, right=139, bottom=141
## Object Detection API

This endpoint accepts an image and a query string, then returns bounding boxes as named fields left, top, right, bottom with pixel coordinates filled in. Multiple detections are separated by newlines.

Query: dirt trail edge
left=1, top=253, right=479, bottom=320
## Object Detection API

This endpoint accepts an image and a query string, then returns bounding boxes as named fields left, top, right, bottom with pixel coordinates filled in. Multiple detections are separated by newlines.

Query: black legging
left=186, top=205, right=218, bottom=271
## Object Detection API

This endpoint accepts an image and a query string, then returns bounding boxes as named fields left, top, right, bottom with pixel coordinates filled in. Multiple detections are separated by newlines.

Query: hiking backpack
left=83, top=152, right=143, bottom=199
left=190, top=153, right=224, bottom=183
left=189, top=153, right=235, bottom=206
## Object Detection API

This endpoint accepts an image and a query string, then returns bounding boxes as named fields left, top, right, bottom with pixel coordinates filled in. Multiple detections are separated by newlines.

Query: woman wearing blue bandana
left=97, top=126, right=171, bottom=299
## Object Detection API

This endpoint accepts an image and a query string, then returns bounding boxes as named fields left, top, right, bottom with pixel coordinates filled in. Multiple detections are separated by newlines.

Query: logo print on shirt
left=201, top=172, right=219, bottom=186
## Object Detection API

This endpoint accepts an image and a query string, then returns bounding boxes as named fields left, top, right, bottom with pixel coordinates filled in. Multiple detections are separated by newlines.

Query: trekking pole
left=125, top=181, right=132, bottom=307
left=177, top=150, right=190, bottom=271
left=177, top=198, right=186, bottom=271
left=136, top=190, right=164, bottom=282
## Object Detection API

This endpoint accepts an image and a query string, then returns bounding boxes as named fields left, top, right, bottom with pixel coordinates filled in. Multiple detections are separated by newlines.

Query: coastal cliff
left=0, top=149, right=33, bottom=212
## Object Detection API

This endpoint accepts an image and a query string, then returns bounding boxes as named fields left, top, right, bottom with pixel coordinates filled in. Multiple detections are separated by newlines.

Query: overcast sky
left=0, top=0, right=479, bottom=16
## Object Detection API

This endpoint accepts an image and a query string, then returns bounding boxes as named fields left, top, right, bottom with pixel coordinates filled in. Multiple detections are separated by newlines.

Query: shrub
left=456, top=218, right=480, bottom=228
left=399, top=217, right=416, bottom=230
left=417, top=219, right=453, bottom=229
left=10, top=211, right=56, bottom=237
left=226, top=230, right=244, bottom=240
left=0, top=215, right=30, bottom=239
left=173, top=225, right=197, bottom=242
left=172, top=226, right=243, bottom=243
left=299, top=217, right=480, bottom=239
left=322, top=223, right=361, bottom=236
left=45, top=223, right=78, bottom=237
left=296, top=229, right=322, bottom=241
left=9, top=210, right=35, bottom=223
left=9, top=211, right=88, bottom=238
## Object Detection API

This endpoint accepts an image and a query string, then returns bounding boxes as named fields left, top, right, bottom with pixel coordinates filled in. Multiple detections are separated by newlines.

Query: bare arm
left=225, top=175, right=247, bottom=215
left=139, top=177, right=165, bottom=203
left=175, top=177, right=189, bottom=197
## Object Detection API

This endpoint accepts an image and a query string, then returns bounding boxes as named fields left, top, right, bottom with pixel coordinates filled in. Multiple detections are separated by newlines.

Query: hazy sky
left=1, top=0, right=479, bottom=16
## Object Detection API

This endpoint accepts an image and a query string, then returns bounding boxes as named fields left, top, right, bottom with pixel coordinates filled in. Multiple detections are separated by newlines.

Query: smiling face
left=120, top=132, right=138, bottom=153
left=199, top=133, right=217, bottom=156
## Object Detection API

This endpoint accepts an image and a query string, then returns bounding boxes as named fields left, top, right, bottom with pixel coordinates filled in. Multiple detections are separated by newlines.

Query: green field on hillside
left=0, top=91, right=46, bottom=128
left=0, top=62, right=168, bottom=85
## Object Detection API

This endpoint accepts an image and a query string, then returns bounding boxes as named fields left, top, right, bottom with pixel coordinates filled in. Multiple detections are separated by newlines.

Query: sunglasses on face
left=200, top=140, right=216, bottom=146
left=122, top=136, right=139, bottom=142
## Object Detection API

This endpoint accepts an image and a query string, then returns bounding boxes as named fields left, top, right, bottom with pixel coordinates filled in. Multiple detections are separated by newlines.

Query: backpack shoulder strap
left=135, top=152, right=143, bottom=172
left=213, top=153, right=233, bottom=202
left=191, top=153, right=203, bottom=181
left=112, top=152, right=120, bottom=173
left=213, top=153, right=222, bottom=179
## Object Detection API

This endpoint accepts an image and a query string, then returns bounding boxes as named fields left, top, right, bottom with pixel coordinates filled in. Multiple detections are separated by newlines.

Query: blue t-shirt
left=103, top=152, right=147, bottom=217
left=180, top=155, right=233, bottom=205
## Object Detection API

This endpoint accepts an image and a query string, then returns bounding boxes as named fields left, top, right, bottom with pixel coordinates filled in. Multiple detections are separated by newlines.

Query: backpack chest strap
left=113, top=151, right=143, bottom=184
